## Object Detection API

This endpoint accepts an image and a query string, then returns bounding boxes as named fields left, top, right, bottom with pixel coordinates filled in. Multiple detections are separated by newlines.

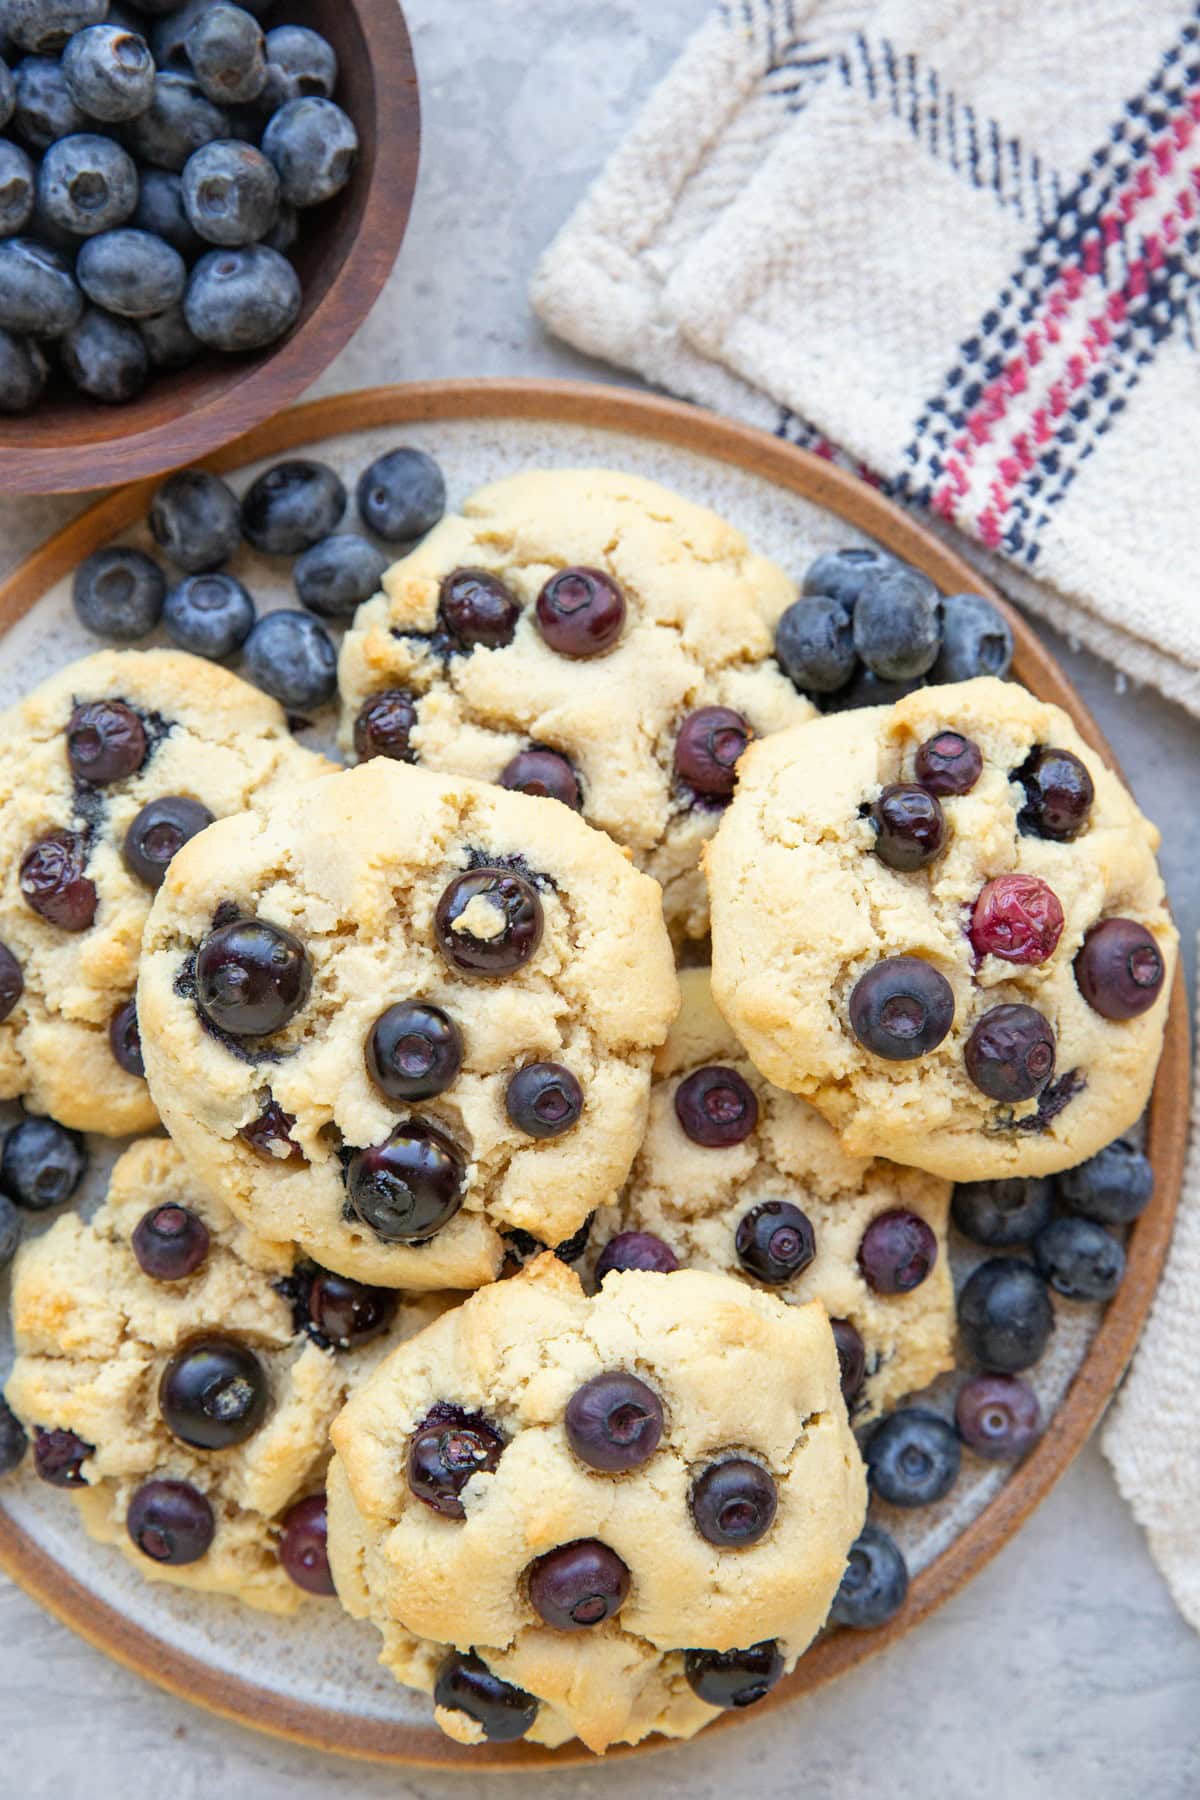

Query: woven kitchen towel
left=1104, top=949, right=1200, bottom=1631
left=532, top=0, right=1200, bottom=717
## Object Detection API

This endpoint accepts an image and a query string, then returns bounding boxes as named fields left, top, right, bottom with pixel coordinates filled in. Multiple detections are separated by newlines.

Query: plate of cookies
left=0, top=380, right=1187, bottom=1767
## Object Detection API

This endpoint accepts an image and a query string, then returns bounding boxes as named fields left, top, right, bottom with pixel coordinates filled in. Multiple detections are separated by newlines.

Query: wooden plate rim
left=0, top=379, right=1188, bottom=1769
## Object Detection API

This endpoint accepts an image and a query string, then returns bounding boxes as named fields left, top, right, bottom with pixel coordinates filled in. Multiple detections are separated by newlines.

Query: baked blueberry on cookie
left=705, top=678, right=1177, bottom=1180
left=4, top=1137, right=439, bottom=1612
left=0, top=650, right=329, bottom=1136
left=325, top=1253, right=866, bottom=1752
left=592, top=968, right=953, bottom=1419
left=336, top=469, right=813, bottom=937
left=137, top=759, right=679, bottom=1291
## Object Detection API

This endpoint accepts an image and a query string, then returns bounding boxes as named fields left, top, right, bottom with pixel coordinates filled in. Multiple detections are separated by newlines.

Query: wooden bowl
left=0, top=380, right=1188, bottom=1767
left=0, top=1, right=419, bottom=495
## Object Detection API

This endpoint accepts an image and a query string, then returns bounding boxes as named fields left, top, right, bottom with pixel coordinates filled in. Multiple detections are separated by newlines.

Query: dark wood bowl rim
left=0, top=379, right=1187, bottom=1769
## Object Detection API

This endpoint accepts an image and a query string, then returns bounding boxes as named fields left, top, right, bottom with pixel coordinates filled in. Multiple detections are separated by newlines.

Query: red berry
left=969, top=874, right=1065, bottom=965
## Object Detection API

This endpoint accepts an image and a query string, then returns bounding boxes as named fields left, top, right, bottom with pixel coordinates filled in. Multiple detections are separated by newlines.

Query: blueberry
left=0, top=56, right=12, bottom=132
left=185, top=3, right=266, bottom=106
left=1, top=1, right=107, bottom=56
left=367, top=1000, right=463, bottom=1102
left=11, top=53, right=86, bottom=150
left=593, top=1230, right=679, bottom=1280
left=1015, top=746, right=1094, bottom=841
left=830, top=1525, right=908, bottom=1628
left=132, top=1201, right=209, bottom=1279
left=565, top=1372, right=662, bottom=1473
left=1075, top=917, right=1165, bottom=1021
left=352, top=688, right=417, bottom=763
left=345, top=1120, right=466, bottom=1244
left=816, top=666, right=927, bottom=714
left=0, top=238, right=83, bottom=335
left=164, top=571, right=255, bottom=658
left=278, top=1493, right=334, bottom=1595
left=38, top=133, right=138, bottom=237
left=964, top=1003, right=1055, bottom=1103
left=0, top=324, right=46, bottom=410
left=140, top=297, right=201, bottom=366
left=33, top=1426, right=92, bottom=1485
left=0, top=942, right=21, bottom=1023
left=951, top=1176, right=1054, bottom=1246
left=830, top=1317, right=865, bottom=1404
left=0, top=1116, right=86, bottom=1210
left=958, top=1257, right=1054, bottom=1371
left=865, top=1407, right=960, bottom=1507
left=0, top=1394, right=28, bottom=1475
left=499, top=748, right=582, bottom=809
left=262, top=94, right=357, bottom=207
left=293, top=533, right=387, bottom=619
left=734, top=1199, right=815, bottom=1285
left=260, top=198, right=296, bottom=253
left=674, top=1064, right=758, bottom=1147
left=802, top=544, right=898, bottom=610
left=407, top=1406, right=505, bottom=1518
left=181, top=137, right=278, bottom=244
left=74, top=544, right=166, bottom=637
left=78, top=228, right=187, bottom=317
left=674, top=706, right=751, bottom=799
left=434, top=867, right=543, bottom=977
left=356, top=446, right=445, bottom=543
left=238, top=1097, right=302, bottom=1162
left=67, top=698, right=147, bottom=782
left=0, top=139, right=34, bottom=235
left=775, top=594, right=857, bottom=695
left=20, top=830, right=96, bottom=929
left=690, top=1457, right=777, bottom=1548
left=1057, top=1138, right=1154, bottom=1226
left=127, top=1478, right=214, bottom=1564
left=62, top=23, right=156, bottom=122
left=260, top=24, right=337, bottom=110
left=242, top=459, right=346, bottom=554
left=159, top=1334, right=269, bottom=1449
left=868, top=783, right=946, bottom=871
left=913, top=730, right=982, bottom=796
left=853, top=565, right=941, bottom=681
left=151, top=468, right=241, bottom=572
left=149, top=0, right=218, bottom=71
left=528, top=1539, right=629, bottom=1631
left=858, top=1209, right=938, bottom=1293
left=130, top=71, right=230, bottom=173
left=536, top=566, right=625, bottom=659
left=0, top=1190, right=20, bottom=1270
left=184, top=242, right=299, bottom=349
left=132, top=166, right=203, bottom=257
left=195, top=915, right=310, bottom=1037
left=438, top=567, right=519, bottom=648
left=848, top=956, right=955, bottom=1060
left=505, top=1062, right=583, bottom=1138
left=62, top=306, right=149, bottom=402
left=683, top=1642, right=783, bottom=1710
left=955, top=1373, right=1042, bottom=1460
left=305, top=1268, right=396, bottom=1349
left=1034, top=1216, right=1125, bottom=1302
left=242, top=609, right=336, bottom=710
left=433, top=1651, right=537, bottom=1744
left=124, top=795, right=214, bottom=886
left=932, top=592, right=1014, bottom=683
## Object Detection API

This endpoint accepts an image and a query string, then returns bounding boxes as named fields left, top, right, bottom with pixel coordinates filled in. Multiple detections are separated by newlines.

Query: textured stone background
left=1, top=3, right=1198, bottom=1795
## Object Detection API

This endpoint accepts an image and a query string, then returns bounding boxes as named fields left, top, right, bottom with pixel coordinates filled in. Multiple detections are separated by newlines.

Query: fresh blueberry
left=159, top=1334, right=269, bottom=1449
left=683, top=1642, right=783, bottom=1710
left=499, top=748, right=582, bottom=809
left=1034, top=1216, right=1125, bottom=1302
left=184, top=242, right=299, bottom=348
left=858, top=1209, right=938, bottom=1293
left=433, top=1651, right=537, bottom=1744
left=690, top=1457, right=777, bottom=1548
left=195, top=915, right=310, bottom=1037
left=151, top=468, right=241, bottom=572
left=932, top=592, right=1013, bottom=683
left=951, top=1176, right=1054, bottom=1247
left=278, top=1492, right=334, bottom=1595
left=78, top=227, right=187, bottom=316
left=955, top=1373, right=1042, bottom=1460
left=528, top=1539, right=629, bottom=1631
left=868, top=783, right=946, bottom=871
left=1, top=1, right=107, bottom=54
left=62, top=306, right=149, bottom=401
left=62, top=23, right=156, bottom=122
left=262, top=94, right=357, bottom=207
left=185, top=3, right=266, bottom=106
left=1015, top=745, right=1094, bottom=841
left=831, top=1317, right=866, bottom=1404
left=260, top=24, right=337, bottom=110
left=164, top=571, right=255, bottom=658
left=674, top=1064, right=758, bottom=1147
left=407, top=1406, right=505, bottom=1518
left=734, top=1199, right=815, bottom=1285
left=802, top=544, right=898, bottom=610
left=352, top=689, right=417, bottom=763
left=141, top=305, right=198, bottom=377
left=242, top=459, right=346, bottom=554
left=367, top=1000, right=463, bottom=1102
left=260, top=198, right=296, bottom=252
left=1075, top=917, right=1165, bottom=1021
left=438, top=567, right=520, bottom=648
left=0, top=1190, right=20, bottom=1270
left=123, top=795, right=214, bottom=887
left=73, top=544, right=166, bottom=637
left=181, top=137, right=278, bottom=244
left=0, top=139, right=34, bottom=235
left=0, top=1394, right=28, bottom=1474
left=11, top=53, right=87, bottom=150
left=913, top=729, right=982, bottom=796
left=67, top=697, right=147, bottom=782
left=242, top=609, right=336, bottom=710
left=293, top=533, right=387, bottom=619
left=132, top=166, right=203, bottom=257
left=345, top=1120, right=466, bottom=1244
left=20, top=830, right=96, bottom=929
left=33, top=1426, right=93, bottom=1485
left=536, top=566, right=625, bottom=659
left=0, top=57, right=12, bottom=132
left=565, top=1372, right=662, bottom=1473
left=957, top=1257, right=1055, bottom=1371
left=131, top=1200, right=209, bottom=1280
left=830, top=1525, right=908, bottom=1628
left=0, top=942, right=22, bottom=1023
left=816, top=666, right=926, bottom=714
left=0, top=237, right=84, bottom=336
left=853, top=564, right=941, bottom=681
left=356, top=447, right=445, bottom=543
left=593, top=1230, right=679, bottom=1280
left=865, top=1407, right=960, bottom=1507
left=0, top=1116, right=87, bottom=1211
left=127, top=1478, right=214, bottom=1564
left=0, top=324, right=46, bottom=410
left=434, top=867, right=543, bottom=977
left=38, top=133, right=138, bottom=236
left=130, top=72, right=230, bottom=173
left=964, top=1003, right=1055, bottom=1103
left=505, top=1062, right=583, bottom=1138
left=1058, top=1139, right=1154, bottom=1226
left=149, top=0, right=221, bottom=72
left=775, top=594, right=857, bottom=694
left=848, top=956, right=955, bottom=1060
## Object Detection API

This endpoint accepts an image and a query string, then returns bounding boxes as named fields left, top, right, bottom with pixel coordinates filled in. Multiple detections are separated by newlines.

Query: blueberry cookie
left=0, top=650, right=330, bottom=1136
left=592, top=969, right=953, bottom=1420
left=706, top=677, right=1177, bottom=1180
left=326, top=1252, right=867, bottom=1753
left=137, top=759, right=679, bottom=1291
left=4, top=1137, right=440, bottom=1612
left=337, top=469, right=813, bottom=938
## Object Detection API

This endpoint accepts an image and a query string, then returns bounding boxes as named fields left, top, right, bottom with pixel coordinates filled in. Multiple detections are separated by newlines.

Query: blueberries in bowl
left=184, top=243, right=300, bottom=351
left=61, top=305, right=148, bottom=401
left=77, top=229, right=187, bottom=318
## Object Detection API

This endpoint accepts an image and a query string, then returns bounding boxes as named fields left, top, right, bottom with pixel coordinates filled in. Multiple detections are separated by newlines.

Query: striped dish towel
left=532, top=0, right=1200, bottom=717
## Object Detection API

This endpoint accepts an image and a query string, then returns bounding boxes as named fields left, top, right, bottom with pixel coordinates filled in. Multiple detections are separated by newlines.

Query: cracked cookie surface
left=4, top=1137, right=440, bottom=1612
left=0, top=650, right=330, bottom=1135
left=137, top=759, right=679, bottom=1291
left=337, top=469, right=813, bottom=938
left=706, top=678, right=1177, bottom=1180
left=326, top=1253, right=866, bottom=1752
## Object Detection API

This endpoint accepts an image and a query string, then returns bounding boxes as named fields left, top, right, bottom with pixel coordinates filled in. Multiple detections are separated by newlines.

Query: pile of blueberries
left=0, top=0, right=357, bottom=409
left=829, top=1133, right=1152, bottom=1631
left=72, top=443, right=446, bottom=712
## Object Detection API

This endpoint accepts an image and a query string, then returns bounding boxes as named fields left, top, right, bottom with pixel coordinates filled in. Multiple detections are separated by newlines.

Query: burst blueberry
left=20, top=831, right=97, bottom=930
left=182, top=138, right=279, bottom=244
left=434, top=867, right=543, bottom=977
left=353, top=689, right=417, bottom=763
left=407, top=1405, right=505, bottom=1517
left=683, top=1642, right=783, bottom=1710
left=869, top=783, right=946, bottom=871
left=305, top=1269, right=396, bottom=1349
left=433, top=1652, right=537, bottom=1743
left=674, top=706, right=751, bottom=799
left=964, top=1003, right=1055, bottom=1103
left=63, top=308, right=149, bottom=402
left=438, top=567, right=520, bottom=648
left=1016, top=745, right=1094, bottom=841
left=913, top=729, right=982, bottom=795
left=33, top=1426, right=93, bottom=1486
left=66, top=698, right=147, bottom=783
left=185, top=3, right=267, bottom=106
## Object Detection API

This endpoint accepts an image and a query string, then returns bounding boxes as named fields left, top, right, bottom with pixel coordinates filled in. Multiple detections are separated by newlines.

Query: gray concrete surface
left=1, top=2, right=1198, bottom=1795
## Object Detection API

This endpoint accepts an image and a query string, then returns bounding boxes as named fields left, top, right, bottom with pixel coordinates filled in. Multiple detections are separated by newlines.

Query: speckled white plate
left=0, top=382, right=1187, bottom=1769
